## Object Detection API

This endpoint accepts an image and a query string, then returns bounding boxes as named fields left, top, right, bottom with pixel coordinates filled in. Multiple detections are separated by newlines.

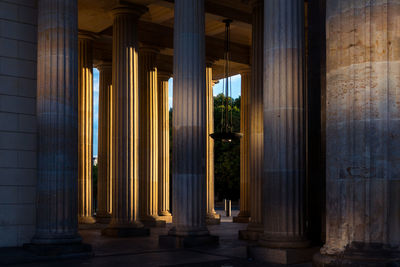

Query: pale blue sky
left=93, top=71, right=241, bottom=156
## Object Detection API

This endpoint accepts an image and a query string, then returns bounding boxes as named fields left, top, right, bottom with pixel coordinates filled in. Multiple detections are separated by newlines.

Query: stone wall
left=0, top=0, right=37, bottom=247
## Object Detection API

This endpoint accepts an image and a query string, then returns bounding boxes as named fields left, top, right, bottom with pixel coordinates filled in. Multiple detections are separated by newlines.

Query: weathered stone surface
left=78, top=34, right=95, bottom=224
left=32, top=0, right=82, bottom=245
left=166, top=0, right=213, bottom=243
left=315, top=0, right=400, bottom=265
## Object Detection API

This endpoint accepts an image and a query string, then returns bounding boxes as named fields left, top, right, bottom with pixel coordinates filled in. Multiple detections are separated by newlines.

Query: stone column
left=96, top=62, right=112, bottom=223
left=102, top=4, right=149, bottom=237
left=248, top=0, right=311, bottom=264
left=314, top=1, right=400, bottom=265
left=205, top=62, right=220, bottom=225
left=240, top=0, right=264, bottom=240
left=234, top=68, right=251, bottom=223
left=31, top=0, right=88, bottom=251
left=139, top=46, right=165, bottom=227
left=159, top=0, right=218, bottom=248
left=157, top=71, right=172, bottom=223
left=77, top=33, right=95, bottom=224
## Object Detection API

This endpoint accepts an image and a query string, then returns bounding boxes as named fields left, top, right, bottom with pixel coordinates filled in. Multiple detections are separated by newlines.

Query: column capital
left=95, top=61, right=112, bottom=71
left=239, top=67, right=251, bottom=75
left=158, top=71, right=171, bottom=81
left=206, top=57, right=218, bottom=68
left=139, top=44, right=160, bottom=55
left=111, top=3, right=148, bottom=18
left=78, top=30, right=96, bottom=41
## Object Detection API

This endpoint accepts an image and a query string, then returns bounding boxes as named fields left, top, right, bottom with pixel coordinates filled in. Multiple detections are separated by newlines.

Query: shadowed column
left=234, top=68, right=251, bottom=224
left=240, top=0, right=264, bottom=241
left=78, top=33, right=95, bottom=224
left=102, top=4, right=149, bottom=237
left=314, top=1, right=400, bottom=265
left=96, top=62, right=112, bottom=223
left=205, top=62, right=220, bottom=225
left=157, top=71, right=172, bottom=223
left=159, top=0, right=218, bottom=248
left=31, top=0, right=89, bottom=252
left=139, top=46, right=165, bottom=227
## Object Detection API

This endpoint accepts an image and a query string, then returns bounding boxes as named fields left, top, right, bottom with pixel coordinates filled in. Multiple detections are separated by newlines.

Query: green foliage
left=213, top=93, right=241, bottom=201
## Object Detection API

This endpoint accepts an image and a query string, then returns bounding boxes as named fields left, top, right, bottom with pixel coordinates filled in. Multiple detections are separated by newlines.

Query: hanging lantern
left=210, top=19, right=243, bottom=142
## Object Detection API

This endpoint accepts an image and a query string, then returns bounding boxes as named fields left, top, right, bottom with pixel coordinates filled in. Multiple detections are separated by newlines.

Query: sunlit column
left=205, top=62, right=220, bottom=225
left=157, top=71, right=172, bottom=223
left=78, top=32, right=95, bottom=224
left=314, top=1, right=400, bottom=265
left=32, top=0, right=83, bottom=246
left=234, top=68, right=251, bottom=223
left=96, top=62, right=112, bottom=223
left=102, top=4, right=149, bottom=237
left=160, top=0, right=218, bottom=247
left=139, top=46, right=165, bottom=227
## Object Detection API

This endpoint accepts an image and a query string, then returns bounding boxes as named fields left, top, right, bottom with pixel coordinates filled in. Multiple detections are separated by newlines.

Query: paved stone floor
left=2, top=212, right=313, bottom=266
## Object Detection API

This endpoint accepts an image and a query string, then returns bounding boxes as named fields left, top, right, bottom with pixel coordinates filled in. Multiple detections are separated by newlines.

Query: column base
left=101, top=224, right=150, bottom=237
left=95, top=215, right=112, bottom=224
left=313, top=245, right=400, bottom=267
left=141, top=215, right=167, bottom=227
left=158, top=214, right=172, bottom=223
left=206, top=213, right=221, bottom=225
left=78, top=216, right=96, bottom=224
left=248, top=245, right=319, bottom=265
left=233, top=215, right=250, bottom=223
left=159, top=234, right=219, bottom=248
left=239, top=223, right=263, bottom=240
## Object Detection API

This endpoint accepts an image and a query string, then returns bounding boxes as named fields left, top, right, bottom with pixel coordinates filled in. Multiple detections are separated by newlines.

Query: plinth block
left=158, top=214, right=172, bottom=223
left=206, top=214, right=221, bottom=225
left=24, top=243, right=92, bottom=257
left=313, top=249, right=400, bottom=267
left=95, top=215, right=112, bottom=224
left=141, top=218, right=167, bottom=228
left=102, top=227, right=150, bottom=237
left=233, top=216, right=250, bottom=223
left=239, top=229, right=262, bottom=241
left=248, top=245, right=319, bottom=265
left=159, top=235, right=219, bottom=248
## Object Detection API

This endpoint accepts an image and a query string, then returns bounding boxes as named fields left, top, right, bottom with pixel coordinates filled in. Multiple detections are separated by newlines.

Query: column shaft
left=170, top=0, right=208, bottom=236
left=78, top=36, right=94, bottom=224
left=248, top=0, right=264, bottom=235
left=33, top=0, right=81, bottom=244
left=206, top=65, right=220, bottom=225
left=234, top=69, right=251, bottom=223
left=314, top=1, right=400, bottom=264
left=139, top=47, right=164, bottom=227
left=261, top=0, right=308, bottom=247
left=157, top=72, right=172, bottom=222
left=103, top=5, right=149, bottom=236
left=97, top=63, right=112, bottom=222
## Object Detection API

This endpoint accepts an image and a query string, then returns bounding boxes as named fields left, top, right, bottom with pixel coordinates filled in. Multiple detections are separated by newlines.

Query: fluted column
left=205, top=63, right=220, bottom=225
left=260, top=0, right=308, bottom=248
left=32, top=0, right=81, bottom=245
left=314, top=1, right=400, bottom=265
left=97, top=62, right=112, bottom=223
left=77, top=33, right=95, bottom=224
left=102, top=4, right=149, bottom=237
left=246, top=0, right=264, bottom=239
left=234, top=69, right=251, bottom=223
left=139, top=46, right=165, bottom=227
left=157, top=71, right=172, bottom=223
left=161, top=0, right=217, bottom=246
